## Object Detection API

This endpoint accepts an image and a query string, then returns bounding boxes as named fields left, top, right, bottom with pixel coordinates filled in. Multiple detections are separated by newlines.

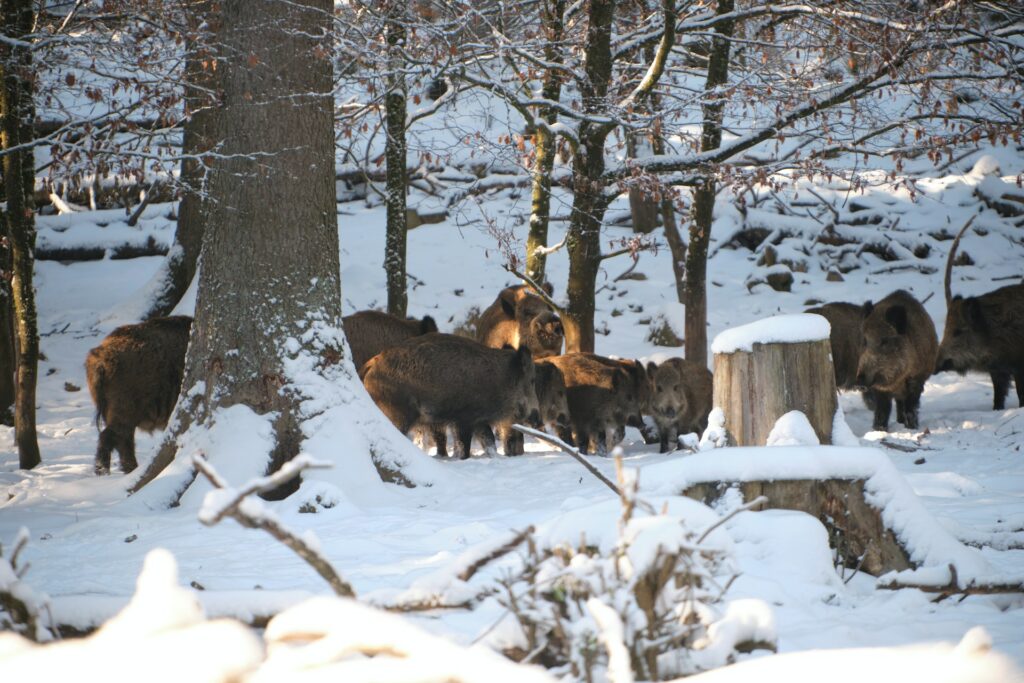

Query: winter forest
left=1, top=0, right=1023, bottom=680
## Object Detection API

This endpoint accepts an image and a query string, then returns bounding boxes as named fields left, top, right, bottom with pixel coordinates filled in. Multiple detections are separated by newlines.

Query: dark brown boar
left=855, top=290, right=938, bottom=431
left=343, top=310, right=438, bottom=373
left=650, top=358, right=713, bottom=453
left=539, top=353, right=633, bottom=455
left=85, top=316, right=192, bottom=475
left=805, top=302, right=865, bottom=390
left=498, top=360, right=571, bottom=456
left=476, top=284, right=564, bottom=359
left=361, top=333, right=541, bottom=459
left=935, top=228, right=1024, bottom=409
left=578, top=353, right=654, bottom=445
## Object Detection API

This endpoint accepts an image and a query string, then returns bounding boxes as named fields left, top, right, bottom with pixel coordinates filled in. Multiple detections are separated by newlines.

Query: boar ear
left=884, top=305, right=909, bottom=334
left=965, top=297, right=987, bottom=331
left=420, top=315, right=438, bottom=334
left=499, top=288, right=518, bottom=317
left=647, top=361, right=658, bottom=375
left=861, top=300, right=874, bottom=317
left=542, top=281, right=554, bottom=296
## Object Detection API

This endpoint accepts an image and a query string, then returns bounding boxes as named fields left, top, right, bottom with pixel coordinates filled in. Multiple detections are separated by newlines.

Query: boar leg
left=895, top=400, right=907, bottom=426
left=557, top=425, right=575, bottom=448
left=902, top=392, right=922, bottom=430
left=477, top=425, right=498, bottom=457
left=95, top=427, right=118, bottom=475
left=575, top=425, right=592, bottom=455
left=431, top=425, right=449, bottom=457
left=501, top=425, right=524, bottom=456
left=991, top=370, right=1011, bottom=411
left=455, top=423, right=475, bottom=460
left=1014, top=370, right=1024, bottom=408
left=117, top=430, right=139, bottom=473
left=871, top=392, right=893, bottom=431
left=659, top=424, right=678, bottom=454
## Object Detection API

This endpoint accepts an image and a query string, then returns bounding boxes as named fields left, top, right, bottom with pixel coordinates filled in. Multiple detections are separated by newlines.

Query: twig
left=457, top=526, right=535, bottom=582
left=126, top=181, right=160, bottom=227
left=843, top=543, right=871, bottom=585
left=696, top=496, right=768, bottom=544
left=511, top=424, right=627, bottom=500
left=191, top=454, right=356, bottom=598
left=503, top=265, right=566, bottom=317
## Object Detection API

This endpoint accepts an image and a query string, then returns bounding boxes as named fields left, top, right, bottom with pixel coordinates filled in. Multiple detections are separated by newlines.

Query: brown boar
left=539, top=353, right=634, bottom=455
left=650, top=358, right=713, bottom=453
left=361, top=333, right=541, bottom=459
left=343, top=310, right=438, bottom=373
left=855, top=290, right=938, bottom=431
left=805, top=302, right=865, bottom=390
left=935, top=227, right=1024, bottom=409
left=85, top=316, right=192, bottom=475
left=498, top=360, right=571, bottom=456
left=477, top=284, right=564, bottom=358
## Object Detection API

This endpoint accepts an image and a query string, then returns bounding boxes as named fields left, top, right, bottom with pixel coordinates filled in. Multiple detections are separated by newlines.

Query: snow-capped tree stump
left=711, top=314, right=837, bottom=446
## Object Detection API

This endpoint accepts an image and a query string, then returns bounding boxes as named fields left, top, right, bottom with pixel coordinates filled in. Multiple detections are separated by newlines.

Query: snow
left=711, top=314, right=831, bottom=354
left=766, top=411, right=820, bottom=447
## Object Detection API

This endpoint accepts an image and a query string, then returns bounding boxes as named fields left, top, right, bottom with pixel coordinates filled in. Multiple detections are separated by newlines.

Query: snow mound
left=711, top=314, right=830, bottom=354
left=766, top=411, right=820, bottom=447
left=640, top=446, right=1019, bottom=588
left=969, top=154, right=1001, bottom=177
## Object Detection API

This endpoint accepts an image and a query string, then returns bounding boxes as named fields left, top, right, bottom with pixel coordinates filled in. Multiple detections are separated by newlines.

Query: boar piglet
left=361, top=333, right=541, bottom=459
left=539, top=354, right=633, bottom=456
left=499, top=360, right=571, bottom=455
left=855, top=290, right=937, bottom=431
left=650, top=358, right=713, bottom=453
left=85, top=316, right=192, bottom=475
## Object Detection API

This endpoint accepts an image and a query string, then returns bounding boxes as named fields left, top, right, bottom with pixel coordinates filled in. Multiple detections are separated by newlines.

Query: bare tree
left=1, top=0, right=41, bottom=468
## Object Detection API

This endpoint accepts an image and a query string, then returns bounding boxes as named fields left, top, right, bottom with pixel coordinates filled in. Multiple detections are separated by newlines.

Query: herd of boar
left=85, top=256, right=1022, bottom=475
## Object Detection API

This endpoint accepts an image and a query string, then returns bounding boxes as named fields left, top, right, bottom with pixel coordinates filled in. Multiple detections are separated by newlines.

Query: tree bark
left=144, top=1, right=214, bottom=319
left=525, top=0, right=565, bottom=283
left=1, top=0, right=40, bottom=469
left=0, top=257, right=14, bottom=423
left=564, top=0, right=615, bottom=353
left=132, top=0, right=343, bottom=499
left=684, top=0, right=735, bottom=369
left=384, top=2, right=408, bottom=317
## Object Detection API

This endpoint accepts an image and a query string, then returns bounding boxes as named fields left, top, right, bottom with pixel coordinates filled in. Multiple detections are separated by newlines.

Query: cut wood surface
left=713, top=338, right=838, bottom=445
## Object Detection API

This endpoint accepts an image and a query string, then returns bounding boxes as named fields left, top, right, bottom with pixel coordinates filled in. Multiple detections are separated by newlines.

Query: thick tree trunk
left=0, top=270, right=14, bottom=423
left=564, top=0, right=615, bottom=354
left=144, top=1, right=214, bottom=319
left=683, top=0, right=734, bottom=369
left=132, top=0, right=343, bottom=499
left=1, top=0, right=40, bottom=469
left=626, top=133, right=659, bottom=234
left=525, top=0, right=565, bottom=283
left=384, top=2, right=408, bottom=317
left=713, top=338, right=838, bottom=446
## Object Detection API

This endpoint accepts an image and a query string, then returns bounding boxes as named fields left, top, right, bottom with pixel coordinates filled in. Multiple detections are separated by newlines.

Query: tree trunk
left=144, top=1, right=214, bottom=319
left=626, top=132, right=659, bottom=234
left=683, top=0, right=734, bottom=369
left=0, top=267, right=14, bottom=423
left=384, top=2, right=408, bottom=318
left=564, top=0, right=615, bottom=354
left=132, top=0, right=345, bottom=499
left=525, top=0, right=565, bottom=284
left=713, top=338, right=838, bottom=446
left=1, top=0, right=40, bottom=469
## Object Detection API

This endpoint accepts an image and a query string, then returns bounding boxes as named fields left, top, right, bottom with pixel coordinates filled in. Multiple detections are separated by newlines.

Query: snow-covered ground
left=2, top=153, right=1023, bottom=673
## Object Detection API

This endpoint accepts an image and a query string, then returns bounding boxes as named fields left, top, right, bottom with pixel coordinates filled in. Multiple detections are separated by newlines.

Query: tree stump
left=711, top=314, right=837, bottom=445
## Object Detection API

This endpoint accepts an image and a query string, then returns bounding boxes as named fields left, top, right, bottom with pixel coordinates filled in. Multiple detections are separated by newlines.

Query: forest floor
left=1, top=148, right=1023, bottom=668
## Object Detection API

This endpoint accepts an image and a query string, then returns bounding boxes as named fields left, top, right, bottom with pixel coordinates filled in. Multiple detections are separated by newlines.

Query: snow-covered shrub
left=0, top=529, right=53, bottom=643
left=492, top=475, right=772, bottom=681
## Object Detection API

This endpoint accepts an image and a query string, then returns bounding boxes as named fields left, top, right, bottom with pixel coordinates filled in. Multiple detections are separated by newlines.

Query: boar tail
left=945, top=216, right=975, bottom=305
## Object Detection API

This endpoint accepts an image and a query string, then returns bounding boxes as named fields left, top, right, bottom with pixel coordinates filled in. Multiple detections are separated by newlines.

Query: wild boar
left=539, top=353, right=634, bottom=455
left=361, top=333, right=541, bottom=459
left=477, top=284, right=564, bottom=358
left=855, top=290, right=938, bottom=431
left=649, top=358, right=713, bottom=453
left=498, top=360, right=571, bottom=456
left=343, top=310, right=438, bottom=373
left=935, top=228, right=1024, bottom=409
left=805, top=302, right=865, bottom=390
left=85, top=316, right=192, bottom=475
